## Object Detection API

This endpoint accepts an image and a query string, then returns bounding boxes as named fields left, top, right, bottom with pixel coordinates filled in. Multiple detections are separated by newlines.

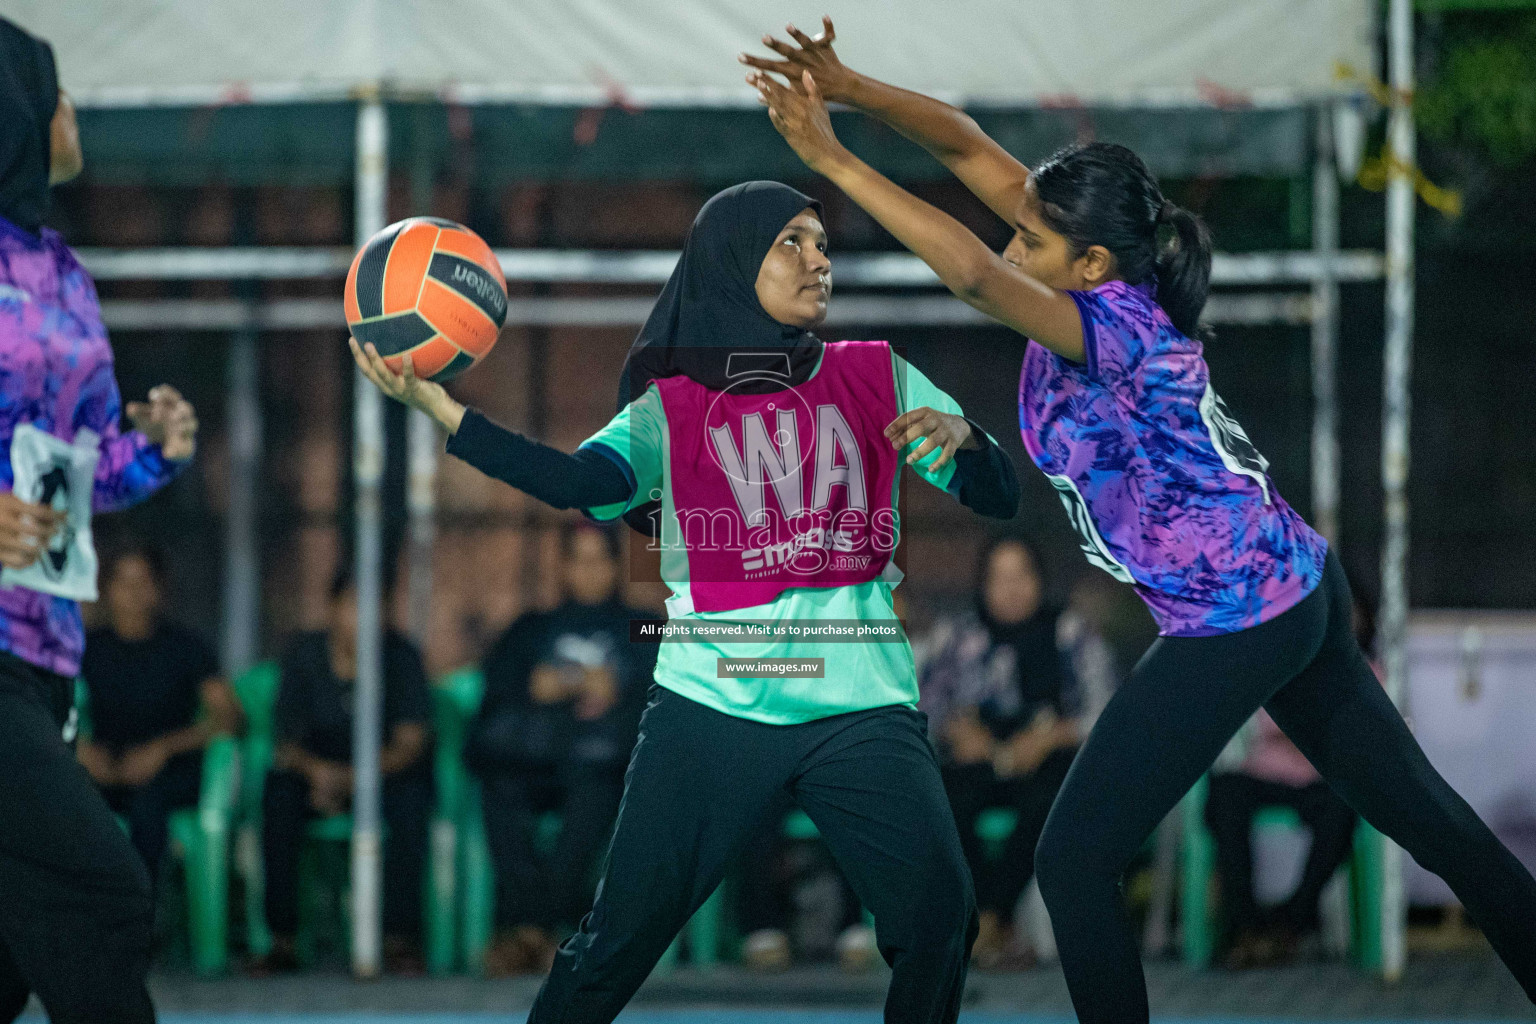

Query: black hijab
left=0, top=17, right=59, bottom=234
left=976, top=538, right=1065, bottom=730
left=617, top=181, right=826, bottom=409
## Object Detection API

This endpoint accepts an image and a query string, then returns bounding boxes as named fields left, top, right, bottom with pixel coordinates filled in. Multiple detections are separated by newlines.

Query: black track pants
left=1035, top=549, right=1536, bottom=1023
left=0, top=652, right=155, bottom=1023
left=527, top=686, right=977, bottom=1024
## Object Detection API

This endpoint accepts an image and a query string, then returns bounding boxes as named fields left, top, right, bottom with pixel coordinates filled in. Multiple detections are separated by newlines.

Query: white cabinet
left=1403, top=613, right=1536, bottom=906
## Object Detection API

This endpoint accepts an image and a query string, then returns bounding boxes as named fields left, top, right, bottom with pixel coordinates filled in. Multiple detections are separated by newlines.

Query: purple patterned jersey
left=0, top=215, right=183, bottom=676
left=1018, top=279, right=1326, bottom=637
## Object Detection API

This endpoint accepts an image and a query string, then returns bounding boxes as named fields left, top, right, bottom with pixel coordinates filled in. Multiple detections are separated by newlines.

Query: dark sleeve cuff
left=444, top=406, right=496, bottom=463
left=578, top=441, right=637, bottom=500
left=444, top=407, right=634, bottom=510
left=950, top=422, right=1020, bottom=520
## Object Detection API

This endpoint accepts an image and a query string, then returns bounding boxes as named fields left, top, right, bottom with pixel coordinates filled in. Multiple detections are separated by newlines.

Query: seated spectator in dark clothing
left=255, top=569, right=432, bottom=975
left=78, top=543, right=244, bottom=879
left=735, top=790, right=875, bottom=974
left=1204, top=713, right=1358, bottom=967
left=918, top=537, right=1114, bottom=968
left=1205, top=592, right=1375, bottom=968
left=465, top=523, right=658, bottom=976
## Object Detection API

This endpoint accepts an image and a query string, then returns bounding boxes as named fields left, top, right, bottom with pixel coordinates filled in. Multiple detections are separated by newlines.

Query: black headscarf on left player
left=616, top=181, right=826, bottom=408
left=0, top=17, right=60, bottom=234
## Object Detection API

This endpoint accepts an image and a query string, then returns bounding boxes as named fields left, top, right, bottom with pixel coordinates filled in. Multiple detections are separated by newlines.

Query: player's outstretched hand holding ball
left=349, top=338, right=467, bottom=435
left=127, top=384, right=198, bottom=461
left=343, top=217, right=505, bottom=435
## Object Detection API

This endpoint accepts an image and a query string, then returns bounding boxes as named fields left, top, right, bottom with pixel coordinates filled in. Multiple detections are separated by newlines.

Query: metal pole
left=406, top=409, right=436, bottom=642
left=406, top=119, right=437, bottom=644
left=76, top=246, right=1389, bottom=288
left=1380, top=0, right=1415, bottom=983
left=220, top=314, right=262, bottom=677
left=351, top=93, right=389, bottom=980
left=1311, top=107, right=1342, bottom=545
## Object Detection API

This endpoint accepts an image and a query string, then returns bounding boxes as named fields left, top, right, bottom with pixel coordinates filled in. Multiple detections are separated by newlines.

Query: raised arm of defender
left=740, top=18, right=1030, bottom=222
left=742, top=20, right=1087, bottom=361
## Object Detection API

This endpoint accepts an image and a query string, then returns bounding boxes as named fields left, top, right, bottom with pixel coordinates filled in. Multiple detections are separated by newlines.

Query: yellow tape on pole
left=1335, top=62, right=1464, bottom=218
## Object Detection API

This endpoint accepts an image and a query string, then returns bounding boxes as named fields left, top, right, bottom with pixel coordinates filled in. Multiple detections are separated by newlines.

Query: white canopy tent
left=2, top=0, right=1414, bottom=981
left=16, top=0, right=1369, bottom=106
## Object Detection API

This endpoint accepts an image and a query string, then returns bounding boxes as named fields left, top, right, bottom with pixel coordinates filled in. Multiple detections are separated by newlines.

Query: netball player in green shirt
left=353, top=181, right=1018, bottom=1023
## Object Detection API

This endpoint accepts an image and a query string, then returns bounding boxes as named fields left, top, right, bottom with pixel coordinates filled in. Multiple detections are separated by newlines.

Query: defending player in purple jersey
left=749, top=19, right=1536, bottom=1023
left=1020, top=277, right=1327, bottom=636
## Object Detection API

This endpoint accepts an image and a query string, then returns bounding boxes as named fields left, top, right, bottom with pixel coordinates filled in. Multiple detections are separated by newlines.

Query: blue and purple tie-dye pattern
left=1018, top=278, right=1326, bottom=637
left=0, top=214, right=183, bottom=675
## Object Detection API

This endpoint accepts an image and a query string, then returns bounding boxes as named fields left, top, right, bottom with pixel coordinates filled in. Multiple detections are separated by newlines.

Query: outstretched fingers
left=349, top=337, right=400, bottom=396
left=784, top=23, right=817, bottom=49
left=929, top=437, right=962, bottom=471
left=906, top=436, right=944, bottom=467
left=760, top=33, right=799, bottom=60
left=800, top=69, right=825, bottom=107
left=884, top=408, right=929, bottom=445
left=738, top=52, right=796, bottom=79
left=749, top=69, right=793, bottom=104
left=751, top=73, right=798, bottom=128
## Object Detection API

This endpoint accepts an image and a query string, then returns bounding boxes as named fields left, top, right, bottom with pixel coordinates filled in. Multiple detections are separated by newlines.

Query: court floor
left=32, top=1014, right=1524, bottom=1024
left=21, top=955, right=1534, bottom=1022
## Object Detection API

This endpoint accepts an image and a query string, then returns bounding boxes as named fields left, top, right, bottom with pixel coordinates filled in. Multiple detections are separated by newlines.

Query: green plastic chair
left=235, top=663, right=370, bottom=963
left=235, top=660, right=458, bottom=972
left=976, top=807, right=1019, bottom=851
left=1179, top=774, right=1381, bottom=969
left=232, top=661, right=281, bottom=960
left=429, top=667, right=485, bottom=974
left=438, top=667, right=494, bottom=973
left=459, top=781, right=495, bottom=973
left=73, top=678, right=239, bottom=976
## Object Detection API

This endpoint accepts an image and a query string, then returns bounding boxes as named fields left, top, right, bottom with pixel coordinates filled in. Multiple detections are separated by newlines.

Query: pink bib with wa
left=655, top=341, right=902, bottom=613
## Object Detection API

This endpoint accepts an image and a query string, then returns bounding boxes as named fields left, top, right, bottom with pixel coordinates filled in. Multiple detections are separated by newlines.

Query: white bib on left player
left=2, top=423, right=101, bottom=601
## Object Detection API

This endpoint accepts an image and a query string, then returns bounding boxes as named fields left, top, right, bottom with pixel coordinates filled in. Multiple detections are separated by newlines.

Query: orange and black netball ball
left=344, top=218, right=507, bottom=381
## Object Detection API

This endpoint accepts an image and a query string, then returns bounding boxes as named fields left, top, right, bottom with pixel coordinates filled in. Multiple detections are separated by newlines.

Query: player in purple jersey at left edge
left=0, top=16, right=197, bottom=1024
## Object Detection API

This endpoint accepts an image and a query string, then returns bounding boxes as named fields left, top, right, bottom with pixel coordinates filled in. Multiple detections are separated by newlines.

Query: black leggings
left=0, top=653, right=155, bottom=1024
left=1035, top=550, right=1536, bottom=1023
left=528, top=686, right=976, bottom=1024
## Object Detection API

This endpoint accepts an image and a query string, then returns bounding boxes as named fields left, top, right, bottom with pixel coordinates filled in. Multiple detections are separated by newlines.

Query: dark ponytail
left=1154, top=201, right=1213, bottom=338
left=1032, top=143, right=1214, bottom=338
